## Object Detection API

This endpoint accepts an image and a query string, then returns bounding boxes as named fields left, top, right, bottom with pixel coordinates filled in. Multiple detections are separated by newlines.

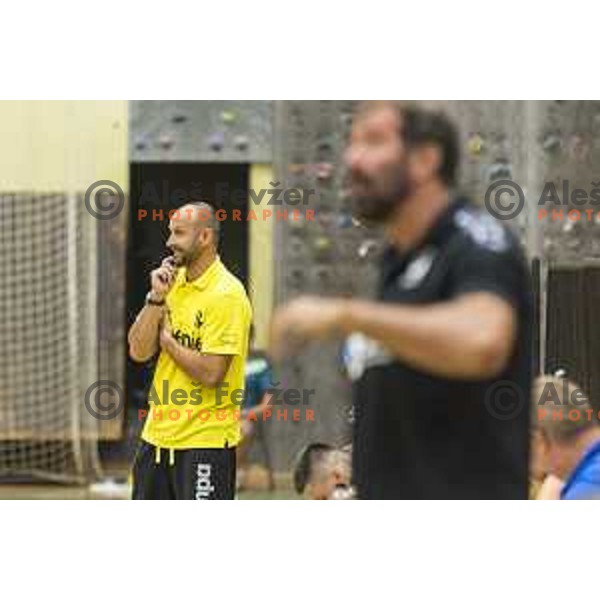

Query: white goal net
left=0, top=193, right=100, bottom=482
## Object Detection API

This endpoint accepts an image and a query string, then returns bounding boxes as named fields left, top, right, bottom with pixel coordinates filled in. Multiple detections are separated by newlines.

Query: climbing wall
left=271, top=101, right=378, bottom=468
left=130, top=101, right=272, bottom=163
left=533, top=101, right=600, bottom=409
left=533, top=101, right=600, bottom=264
left=429, top=101, right=531, bottom=245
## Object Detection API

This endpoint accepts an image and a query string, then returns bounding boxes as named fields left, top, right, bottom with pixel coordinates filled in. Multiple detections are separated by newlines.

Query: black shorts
left=132, top=440, right=236, bottom=500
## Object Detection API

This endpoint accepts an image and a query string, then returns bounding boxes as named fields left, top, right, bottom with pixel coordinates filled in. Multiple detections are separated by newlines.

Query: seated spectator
left=531, top=376, right=600, bottom=499
left=293, top=443, right=352, bottom=499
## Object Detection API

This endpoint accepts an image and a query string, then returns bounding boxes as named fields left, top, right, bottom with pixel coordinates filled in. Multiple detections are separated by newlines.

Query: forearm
left=161, top=339, right=225, bottom=387
left=128, top=305, right=164, bottom=362
left=341, top=298, right=507, bottom=380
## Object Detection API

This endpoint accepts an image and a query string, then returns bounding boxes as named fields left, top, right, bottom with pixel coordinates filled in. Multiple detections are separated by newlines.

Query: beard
left=349, top=166, right=411, bottom=225
left=170, top=247, right=195, bottom=267
left=351, top=193, right=402, bottom=224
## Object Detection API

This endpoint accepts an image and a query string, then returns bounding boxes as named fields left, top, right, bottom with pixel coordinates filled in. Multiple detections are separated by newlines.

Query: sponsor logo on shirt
left=397, top=247, right=437, bottom=290
left=454, top=209, right=509, bottom=252
left=172, top=328, right=203, bottom=352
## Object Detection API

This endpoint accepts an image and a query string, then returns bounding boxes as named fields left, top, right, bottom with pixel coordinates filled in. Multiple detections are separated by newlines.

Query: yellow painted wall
left=248, top=164, right=274, bottom=350
left=0, top=100, right=128, bottom=193
left=0, top=100, right=272, bottom=348
left=0, top=101, right=129, bottom=441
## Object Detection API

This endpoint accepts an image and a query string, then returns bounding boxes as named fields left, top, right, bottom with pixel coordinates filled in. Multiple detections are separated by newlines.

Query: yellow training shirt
left=141, top=256, right=252, bottom=449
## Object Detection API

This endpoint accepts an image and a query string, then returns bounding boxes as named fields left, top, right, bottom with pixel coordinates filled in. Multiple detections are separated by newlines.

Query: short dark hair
left=293, top=442, right=333, bottom=494
left=357, top=101, right=460, bottom=186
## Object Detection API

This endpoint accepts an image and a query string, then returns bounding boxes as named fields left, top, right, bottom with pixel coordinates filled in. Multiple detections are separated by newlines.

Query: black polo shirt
left=349, top=197, right=533, bottom=499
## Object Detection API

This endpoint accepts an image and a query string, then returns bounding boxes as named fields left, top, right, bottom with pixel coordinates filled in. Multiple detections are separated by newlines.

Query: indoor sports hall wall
left=0, top=101, right=128, bottom=481
left=1, top=100, right=600, bottom=480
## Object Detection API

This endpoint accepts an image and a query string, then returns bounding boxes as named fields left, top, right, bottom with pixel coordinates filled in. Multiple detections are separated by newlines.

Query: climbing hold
left=158, top=134, right=174, bottom=150
left=234, top=135, right=249, bottom=151
left=467, top=134, right=484, bottom=156
left=209, top=132, right=225, bottom=152
left=221, top=110, right=236, bottom=124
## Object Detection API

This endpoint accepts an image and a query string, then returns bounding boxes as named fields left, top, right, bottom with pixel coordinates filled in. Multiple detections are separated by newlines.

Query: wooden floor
left=0, top=468, right=296, bottom=500
left=0, top=485, right=297, bottom=500
left=0, top=484, right=106, bottom=500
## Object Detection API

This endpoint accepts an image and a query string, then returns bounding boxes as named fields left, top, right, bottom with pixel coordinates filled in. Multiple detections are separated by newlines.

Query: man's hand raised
left=150, top=257, right=177, bottom=301
left=269, top=296, right=347, bottom=361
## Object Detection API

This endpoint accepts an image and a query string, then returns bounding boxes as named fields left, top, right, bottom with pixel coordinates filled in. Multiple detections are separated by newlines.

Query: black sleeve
left=448, top=236, right=524, bottom=309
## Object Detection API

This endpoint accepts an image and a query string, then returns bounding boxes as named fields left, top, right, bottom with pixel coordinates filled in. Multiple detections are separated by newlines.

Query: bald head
left=177, top=202, right=221, bottom=239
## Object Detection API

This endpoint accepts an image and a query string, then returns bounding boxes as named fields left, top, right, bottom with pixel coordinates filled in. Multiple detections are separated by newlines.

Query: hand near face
left=534, top=474, right=564, bottom=500
left=151, top=258, right=177, bottom=300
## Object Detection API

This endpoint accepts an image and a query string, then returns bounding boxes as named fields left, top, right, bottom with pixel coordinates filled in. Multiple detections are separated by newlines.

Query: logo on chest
left=172, top=328, right=203, bottom=352
left=170, top=308, right=205, bottom=352
left=397, top=247, right=437, bottom=290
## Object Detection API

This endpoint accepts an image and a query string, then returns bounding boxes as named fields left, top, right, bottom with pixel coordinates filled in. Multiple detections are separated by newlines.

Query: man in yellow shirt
left=128, top=202, right=252, bottom=499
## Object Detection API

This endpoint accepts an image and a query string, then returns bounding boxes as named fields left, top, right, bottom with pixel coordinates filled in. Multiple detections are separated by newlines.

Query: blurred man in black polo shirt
left=270, top=101, right=533, bottom=499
